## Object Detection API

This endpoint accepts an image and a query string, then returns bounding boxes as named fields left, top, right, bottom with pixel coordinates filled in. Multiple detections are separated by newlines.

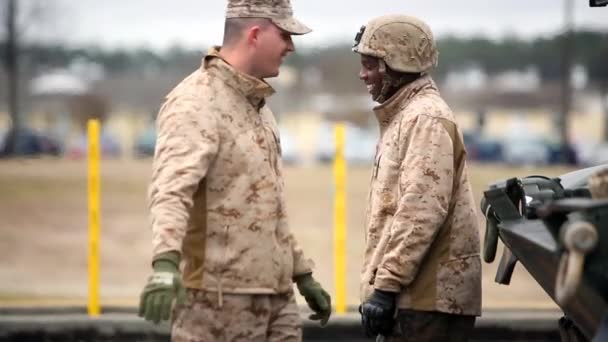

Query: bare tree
left=3, top=0, right=19, bottom=154
left=558, top=0, right=574, bottom=164
left=1, top=0, right=52, bottom=154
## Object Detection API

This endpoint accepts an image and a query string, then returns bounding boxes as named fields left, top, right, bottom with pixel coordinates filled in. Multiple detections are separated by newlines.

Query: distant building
left=444, top=65, right=488, bottom=92
left=491, top=67, right=541, bottom=93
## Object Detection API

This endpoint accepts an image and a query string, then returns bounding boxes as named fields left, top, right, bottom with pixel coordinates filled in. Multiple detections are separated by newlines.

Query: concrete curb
left=0, top=308, right=563, bottom=341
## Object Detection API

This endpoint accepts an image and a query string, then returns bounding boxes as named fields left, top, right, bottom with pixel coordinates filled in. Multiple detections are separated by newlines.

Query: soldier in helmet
left=137, top=0, right=331, bottom=341
left=353, top=15, right=482, bottom=341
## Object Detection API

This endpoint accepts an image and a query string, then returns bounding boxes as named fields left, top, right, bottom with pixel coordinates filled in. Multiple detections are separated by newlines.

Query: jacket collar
left=373, top=75, right=437, bottom=128
left=202, top=46, right=275, bottom=109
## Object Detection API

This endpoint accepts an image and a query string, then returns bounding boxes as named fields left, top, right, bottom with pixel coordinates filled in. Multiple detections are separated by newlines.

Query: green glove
left=138, top=251, right=185, bottom=324
left=295, top=273, right=332, bottom=326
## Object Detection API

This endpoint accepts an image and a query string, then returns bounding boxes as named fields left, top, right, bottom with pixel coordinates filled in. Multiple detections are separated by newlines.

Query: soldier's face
left=359, top=55, right=382, bottom=100
left=253, top=23, right=295, bottom=78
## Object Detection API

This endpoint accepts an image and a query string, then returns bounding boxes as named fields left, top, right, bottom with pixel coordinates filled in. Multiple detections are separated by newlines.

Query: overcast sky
left=11, top=0, right=608, bottom=51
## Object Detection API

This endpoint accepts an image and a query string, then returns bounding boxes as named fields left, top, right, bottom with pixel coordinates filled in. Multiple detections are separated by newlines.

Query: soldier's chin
left=264, top=68, right=280, bottom=79
left=369, top=89, right=380, bottom=100
left=366, top=85, right=378, bottom=97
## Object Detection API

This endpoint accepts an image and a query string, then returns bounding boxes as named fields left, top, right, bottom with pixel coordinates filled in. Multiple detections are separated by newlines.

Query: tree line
left=1, top=30, right=606, bottom=86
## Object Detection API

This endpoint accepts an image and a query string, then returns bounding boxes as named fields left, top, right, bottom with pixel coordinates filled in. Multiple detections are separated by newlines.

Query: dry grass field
left=0, top=158, right=575, bottom=310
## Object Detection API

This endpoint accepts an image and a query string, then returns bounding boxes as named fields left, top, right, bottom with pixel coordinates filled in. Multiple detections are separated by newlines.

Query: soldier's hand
left=359, top=289, right=397, bottom=337
left=138, top=251, right=185, bottom=324
left=295, top=273, right=332, bottom=326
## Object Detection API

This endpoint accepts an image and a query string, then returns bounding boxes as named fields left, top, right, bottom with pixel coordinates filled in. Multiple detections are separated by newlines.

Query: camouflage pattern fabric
left=361, top=75, right=482, bottom=316
left=353, top=15, right=438, bottom=74
left=588, top=168, right=608, bottom=199
left=381, top=309, right=476, bottom=342
left=225, top=0, right=311, bottom=35
left=172, top=289, right=302, bottom=342
left=149, top=47, right=313, bottom=299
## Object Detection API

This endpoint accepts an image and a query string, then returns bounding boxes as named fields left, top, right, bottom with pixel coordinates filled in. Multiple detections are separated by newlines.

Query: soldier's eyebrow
left=361, top=57, right=377, bottom=68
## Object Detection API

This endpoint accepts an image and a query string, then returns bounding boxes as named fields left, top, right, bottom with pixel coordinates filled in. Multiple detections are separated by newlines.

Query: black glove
left=359, top=289, right=397, bottom=338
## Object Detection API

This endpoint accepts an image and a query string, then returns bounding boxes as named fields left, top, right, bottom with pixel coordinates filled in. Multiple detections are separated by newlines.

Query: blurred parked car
left=502, top=135, right=550, bottom=166
left=580, top=143, right=608, bottom=167
left=0, top=128, right=62, bottom=157
left=0, top=130, right=5, bottom=152
left=134, top=126, right=156, bottom=157
left=315, top=122, right=377, bottom=165
left=574, top=141, right=597, bottom=166
left=462, top=131, right=503, bottom=162
left=66, top=131, right=121, bottom=159
left=544, top=139, right=578, bottom=165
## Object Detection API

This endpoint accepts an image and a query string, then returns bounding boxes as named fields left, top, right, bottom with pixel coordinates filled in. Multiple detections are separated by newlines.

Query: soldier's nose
left=359, top=69, right=367, bottom=81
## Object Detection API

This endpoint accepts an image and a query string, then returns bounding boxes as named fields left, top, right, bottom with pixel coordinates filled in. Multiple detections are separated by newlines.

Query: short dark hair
left=223, top=18, right=271, bottom=46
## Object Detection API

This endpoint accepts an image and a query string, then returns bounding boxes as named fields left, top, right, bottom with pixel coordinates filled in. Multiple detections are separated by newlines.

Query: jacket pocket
left=217, top=225, right=230, bottom=308
left=267, top=126, right=282, bottom=157
left=439, top=253, right=479, bottom=266
left=368, top=267, right=378, bottom=285
left=376, top=155, right=400, bottom=186
left=437, top=254, right=482, bottom=315
left=375, top=155, right=401, bottom=211
left=261, top=125, right=282, bottom=176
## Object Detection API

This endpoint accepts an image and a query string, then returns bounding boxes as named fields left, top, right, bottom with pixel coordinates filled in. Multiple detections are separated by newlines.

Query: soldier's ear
left=245, top=26, right=262, bottom=46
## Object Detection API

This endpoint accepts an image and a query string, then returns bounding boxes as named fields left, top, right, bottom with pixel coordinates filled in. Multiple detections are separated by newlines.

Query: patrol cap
left=226, top=0, right=312, bottom=35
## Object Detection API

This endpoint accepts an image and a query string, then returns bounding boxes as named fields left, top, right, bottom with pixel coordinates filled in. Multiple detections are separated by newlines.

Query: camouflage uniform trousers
left=171, top=289, right=302, bottom=342
left=380, top=309, right=476, bottom=342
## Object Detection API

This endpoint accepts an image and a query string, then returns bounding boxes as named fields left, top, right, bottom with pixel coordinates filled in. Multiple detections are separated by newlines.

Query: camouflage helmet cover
left=353, top=14, right=438, bottom=73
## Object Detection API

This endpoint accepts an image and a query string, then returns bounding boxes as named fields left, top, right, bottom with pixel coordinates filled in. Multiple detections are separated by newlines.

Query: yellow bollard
left=333, top=123, right=347, bottom=314
left=87, top=119, right=101, bottom=317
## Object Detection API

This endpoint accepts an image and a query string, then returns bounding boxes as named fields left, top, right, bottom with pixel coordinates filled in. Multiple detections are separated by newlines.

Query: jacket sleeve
left=149, top=95, right=219, bottom=257
left=290, top=228, right=315, bottom=277
left=374, top=114, right=454, bottom=292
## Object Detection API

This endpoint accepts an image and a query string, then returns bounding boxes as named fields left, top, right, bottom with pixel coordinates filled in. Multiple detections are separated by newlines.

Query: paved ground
left=0, top=159, right=574, bottom=310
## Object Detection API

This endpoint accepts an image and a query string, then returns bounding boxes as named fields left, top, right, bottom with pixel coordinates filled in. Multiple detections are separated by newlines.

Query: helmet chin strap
left=374, top=60, right=411, bottom=103
left=374, top=60, right=392, bottom=103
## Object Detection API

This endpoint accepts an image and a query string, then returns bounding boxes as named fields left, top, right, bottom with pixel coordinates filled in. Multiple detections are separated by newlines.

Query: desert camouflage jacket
left=149, top=47, right=313, bottom=295
left=361, top=75, right=482, bottom=316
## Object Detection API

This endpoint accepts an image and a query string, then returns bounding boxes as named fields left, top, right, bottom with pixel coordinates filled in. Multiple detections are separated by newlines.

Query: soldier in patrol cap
left=353, top=15, right=482, bottom=341
left=137, top=0, right=331, bottom=341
